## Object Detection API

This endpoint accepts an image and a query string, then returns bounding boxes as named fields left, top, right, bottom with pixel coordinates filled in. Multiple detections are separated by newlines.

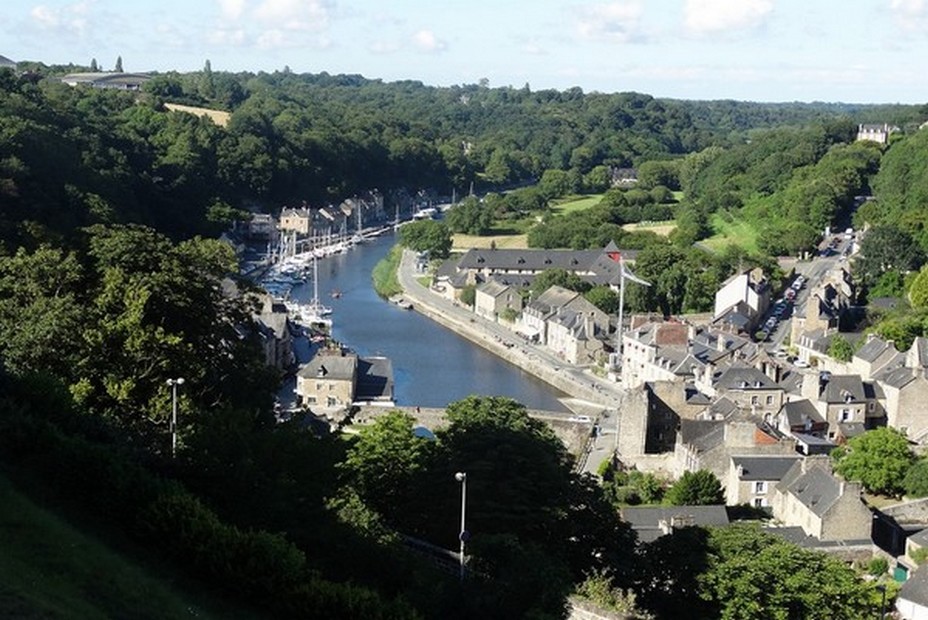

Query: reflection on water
left=288, top=233, right=567, bottom=411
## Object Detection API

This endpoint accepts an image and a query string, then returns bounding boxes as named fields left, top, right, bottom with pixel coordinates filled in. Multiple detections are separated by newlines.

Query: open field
left=622, top=219, right=677, bottom=237
left=702, top=212, right=761, bottom=253
left=550, top=194, right=603, bottom=216
left=0, top=474, right=260, bottom=620
left=452, top=233, right=529, bottom=250
left=164, top=103, right=232, bottom=128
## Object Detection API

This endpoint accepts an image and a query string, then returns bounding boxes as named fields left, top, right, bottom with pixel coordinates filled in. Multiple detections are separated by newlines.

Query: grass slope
left=702, top=212, right=761, bottom=253
left=0, top=474, right=261, bottom=620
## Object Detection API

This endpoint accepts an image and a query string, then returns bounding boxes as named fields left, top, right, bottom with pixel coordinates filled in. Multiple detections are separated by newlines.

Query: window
left=751, top=395, right=759, bottom=405
left=327, top=396, right=337, bottom=407
left=840, top=408, right=852, bottom=422
left=868, top=402, right=875, bottom=412
left=766, top=395, right=774, bottom=406
left=754, top=481, right=767, bottom=494
left=754, top=497, right=766, bottom=508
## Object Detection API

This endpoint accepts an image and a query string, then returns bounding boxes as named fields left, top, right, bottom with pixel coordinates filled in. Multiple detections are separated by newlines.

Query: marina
left=263, top=231, right=568, bottom=411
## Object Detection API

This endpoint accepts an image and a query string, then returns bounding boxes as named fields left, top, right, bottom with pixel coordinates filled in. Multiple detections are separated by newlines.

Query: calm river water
left=287, top=232, right=567, bottom=411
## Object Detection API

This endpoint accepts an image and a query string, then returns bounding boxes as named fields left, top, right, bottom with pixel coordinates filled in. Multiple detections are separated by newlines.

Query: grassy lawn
left=702, top=212, right=761, bottom=253
left=622, top=219, right=677, bottom=237
left=550, top=194, right=604, bottom=216
left=0, top=473, right=261, bottom=620
left=452, top=233, right=529, bottom=250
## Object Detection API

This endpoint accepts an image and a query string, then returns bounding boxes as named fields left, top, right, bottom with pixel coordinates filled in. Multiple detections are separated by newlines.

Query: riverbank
left=394, top=249, right=625, bottom=409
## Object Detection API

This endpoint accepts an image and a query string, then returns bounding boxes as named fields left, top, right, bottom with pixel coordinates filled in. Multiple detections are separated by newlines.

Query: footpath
left=395, top=249, right=626, bottom=474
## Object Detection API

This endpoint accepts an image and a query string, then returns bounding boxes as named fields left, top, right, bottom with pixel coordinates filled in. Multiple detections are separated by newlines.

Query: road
left=395, top=249, right=625, bottom=473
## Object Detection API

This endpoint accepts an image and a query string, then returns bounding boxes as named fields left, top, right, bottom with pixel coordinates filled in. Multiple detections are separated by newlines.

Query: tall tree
left=115, top=55, right=123, bottom=72
left=833, top=427, right=915, bottom=496
left=664, top=470, right=725, bottom=506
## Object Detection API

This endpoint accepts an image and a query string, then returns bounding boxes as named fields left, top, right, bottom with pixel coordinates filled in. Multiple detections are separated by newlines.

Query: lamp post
left=167, top=377, right=185, bottom=458
left=455, top=471, right=467, bottom=582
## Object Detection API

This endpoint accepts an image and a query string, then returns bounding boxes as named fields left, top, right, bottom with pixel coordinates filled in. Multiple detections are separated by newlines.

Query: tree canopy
left=664, top=470, right=725, bottom=506
left=833, top=427, right=915, bottom=496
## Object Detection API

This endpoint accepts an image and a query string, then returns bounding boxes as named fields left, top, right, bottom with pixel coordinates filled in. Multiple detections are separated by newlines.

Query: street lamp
left=167, top=377, right=185, bottom=458
left=455, top=471, right=467, bottom=582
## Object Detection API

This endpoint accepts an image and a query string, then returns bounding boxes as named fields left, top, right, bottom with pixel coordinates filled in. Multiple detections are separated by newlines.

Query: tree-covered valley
left=3, top=62, right=928, bottom=618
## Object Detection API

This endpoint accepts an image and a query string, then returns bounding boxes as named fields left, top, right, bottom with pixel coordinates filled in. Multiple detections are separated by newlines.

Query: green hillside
left=0, top=473, right=262, bottom=620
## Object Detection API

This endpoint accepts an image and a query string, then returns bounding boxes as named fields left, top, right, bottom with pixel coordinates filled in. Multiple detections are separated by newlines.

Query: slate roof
left=777, top=458, right=846, bottom=518
left=732, top=455, right=802, bottom=481
left=877, top=366, right=918, bottom=390
left=909, top=336, right=928, bottom=368
left=909, top=528, right=928, bottom=548
left=622, top=505, right=730, bottom=543
left=679, top=419, right=726, bottom=452
left=355, top=356, right=394, bottom=401
left=899, top=564, right=928, bottom=609
left=477, top=278, right=513, bottom=298
left=525, top=285, right=579, bottom=317
left=297, top=354, right=357, bottom=381
left=714, top=364, right=779, bottom=391
left=781, top=399, right=825, bottom=428
left=791, top=432, right=837, bottom=449
left=855, top=336, right=893, bottom=362
left=821, top=374, right=866, bottom=403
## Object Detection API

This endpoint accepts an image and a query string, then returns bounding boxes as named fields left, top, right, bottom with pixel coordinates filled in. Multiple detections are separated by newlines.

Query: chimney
left=658, top=518, right=673, bottom=535
left=717, top=335, right=726, bottom=353
left=585, top=312, right=595, bottom=338
left=736, top=464, right=744, bottom=477
left=688, top=324, right=697, bottom=341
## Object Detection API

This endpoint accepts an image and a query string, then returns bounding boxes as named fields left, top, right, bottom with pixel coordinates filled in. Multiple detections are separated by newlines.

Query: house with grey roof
left=852, top=334, right=903, bottom=380
left=772, top=456, right=872, bottom=542
left=474, top=278, right=522, bottom=322
left=776, top=398, right=828, bottom=438
left=674, top=413, right=794, bottom=481
left=621, top=505, right=730, bottom=543
left=454, top=245, right=635, bottom=290
left=712, top=268, right=770, bottom=330
left=295, top=352, right=359, bottom=411
left=520, top=285, right=608, bottom=346
left=857, top=123, right=897, bottom=144
left=546, top=306, right=606, bottom=365
left=707, top=364, right=785, bottom=418
left=896, top=564, right=928, bottom=620
left=726, top=455, right=801, bottom=508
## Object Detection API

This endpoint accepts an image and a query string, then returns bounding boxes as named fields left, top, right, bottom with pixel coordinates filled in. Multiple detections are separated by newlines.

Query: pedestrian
left=416, top=405, right=421, bottom=414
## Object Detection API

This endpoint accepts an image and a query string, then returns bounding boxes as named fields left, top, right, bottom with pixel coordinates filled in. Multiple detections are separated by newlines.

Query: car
left=775, top=349, right=789, bottom=358
left=794, top=359, right=810, bottom=368
left=569, top=415, right=592, bottom=423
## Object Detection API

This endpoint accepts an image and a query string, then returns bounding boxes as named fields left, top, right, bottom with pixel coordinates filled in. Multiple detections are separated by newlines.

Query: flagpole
left=617, top=254, right=625, bottom=366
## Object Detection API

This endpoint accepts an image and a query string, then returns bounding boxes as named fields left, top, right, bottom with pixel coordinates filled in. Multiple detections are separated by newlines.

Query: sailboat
left=286, top=252, right=332, bottom=328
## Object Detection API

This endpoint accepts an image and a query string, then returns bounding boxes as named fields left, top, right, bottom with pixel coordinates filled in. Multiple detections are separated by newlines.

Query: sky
left=2, top=0, right=928, bottom=103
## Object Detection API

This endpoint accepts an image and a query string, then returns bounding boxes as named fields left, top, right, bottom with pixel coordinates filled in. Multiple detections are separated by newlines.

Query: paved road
left=395, top=250, right=626, bottom=473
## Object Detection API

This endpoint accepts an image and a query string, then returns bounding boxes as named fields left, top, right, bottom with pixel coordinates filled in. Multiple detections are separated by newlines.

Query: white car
left=794, top=359, right=810, bottom=368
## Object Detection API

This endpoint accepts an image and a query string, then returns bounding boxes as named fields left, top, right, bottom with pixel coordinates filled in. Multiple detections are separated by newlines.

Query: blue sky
left=2, top=0, right=927, bottom=103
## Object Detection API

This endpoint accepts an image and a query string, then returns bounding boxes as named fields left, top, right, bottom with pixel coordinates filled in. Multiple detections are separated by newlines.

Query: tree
left=828, top=334, right=854, bottom=362
left=909, top=265, right=928, bottom=309
left=856, top=225, right=925, bottom=288
left=90, top=58, right=99, bottom=71
left=115, top=55, right=123, bottom=72
left=833, top=427, right=915, bottom=496
left=584, top=286, right=620, bottom=314
left=701, top=525, right=872, bottom=620
left=398, top=220, right=453, bottom=258
left=445, top=196, right=493, bottom=235
left=664, top=470, right=725, bottom=506
left=341, top=410, right=433, bottom=520
left=529, top=268, right=591, bottom=298
left=903, top=458, right=928, bottom=497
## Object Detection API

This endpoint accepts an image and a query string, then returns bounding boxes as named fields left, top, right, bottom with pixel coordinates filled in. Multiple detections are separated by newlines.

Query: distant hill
left=0, top=54, right=16, bottom=68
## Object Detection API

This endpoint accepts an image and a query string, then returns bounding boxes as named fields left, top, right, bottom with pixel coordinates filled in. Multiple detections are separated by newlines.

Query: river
left=286, top=232, right=568, bottom=411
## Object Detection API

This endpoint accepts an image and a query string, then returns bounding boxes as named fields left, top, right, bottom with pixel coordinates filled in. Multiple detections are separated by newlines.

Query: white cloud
left=369, top=39, right=401, bottom=54
left=216, top=0, right=247, bottom=21
left=890, top=0, right=928, bottom=30
left=252, top=0, right=333, bottom=31
left=207, top=27, right=247, bottom=46
left=411, top=29, right=447, bottom=53
left=29, top=1, right=93, bottom=37
left=575, top=2, right=644, bottom=42
left=683, top=0, right=774, bottom=35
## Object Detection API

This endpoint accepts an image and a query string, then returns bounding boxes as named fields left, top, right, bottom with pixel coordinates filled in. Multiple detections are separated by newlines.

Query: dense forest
left=1, top=62, right=925, bottom=618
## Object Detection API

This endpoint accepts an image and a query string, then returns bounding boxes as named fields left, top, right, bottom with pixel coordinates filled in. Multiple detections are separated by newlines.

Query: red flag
left=607, top=251, right=621, bottom=263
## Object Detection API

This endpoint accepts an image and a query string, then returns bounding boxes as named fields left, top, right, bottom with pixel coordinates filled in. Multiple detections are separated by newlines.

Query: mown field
left=702, top=212, right=761, bottom=253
